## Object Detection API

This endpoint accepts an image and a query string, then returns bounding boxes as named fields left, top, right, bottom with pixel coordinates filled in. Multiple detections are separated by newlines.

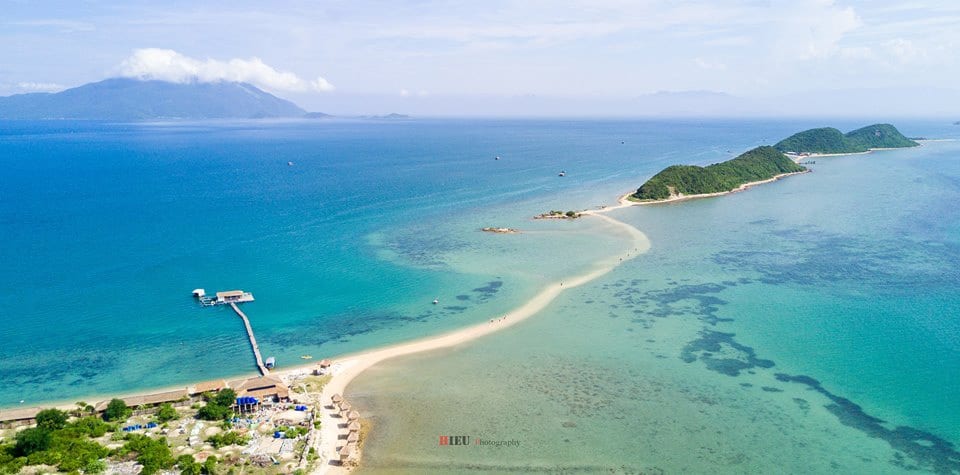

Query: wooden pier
left=229, top=302, right=269, bottom=376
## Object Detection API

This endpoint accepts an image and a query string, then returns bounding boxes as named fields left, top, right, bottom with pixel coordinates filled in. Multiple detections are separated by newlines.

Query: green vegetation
left=633, top=146, right=805, bottom=201
left=204, top=455, right=218, bottom=474
left=35, top=408, right=69, bottom=430
left=155, top=403, right=179, bottom=423
left=0, top=415, right=112, bottom=473
left=844, top=124, right=919, bottom=149
left=177, top=453, right=218, bottom=474
left=117, top=434, right=174, bottom=475
left=773, top=123, right=917, bottom=154
left=198, top=388, right=237, bottom=421
left=13, top=427, right=51, bottom=456
left=178, top=454, right=203, bottom=475
left=206, top=430, right=250, bottom=448
left=277, top=425, right=309, bottom=438
left=103, top=398, right=132, bottom=422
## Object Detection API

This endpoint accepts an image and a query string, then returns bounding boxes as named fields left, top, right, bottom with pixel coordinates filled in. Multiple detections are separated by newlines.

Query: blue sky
left=2, top=0, right=959, bottom=115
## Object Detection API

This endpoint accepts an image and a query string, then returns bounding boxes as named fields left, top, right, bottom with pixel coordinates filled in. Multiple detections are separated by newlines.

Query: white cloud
left=775, top=0, right=863, bottom=61
left=117, top=48, right=334, bottom=93
left=399, top=89, right=410, bottom=97
left=16, top=82, right=66, bottom=92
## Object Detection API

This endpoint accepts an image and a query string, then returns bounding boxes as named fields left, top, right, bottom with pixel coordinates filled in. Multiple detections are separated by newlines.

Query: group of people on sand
left=490, top=314, right=509, bottom=324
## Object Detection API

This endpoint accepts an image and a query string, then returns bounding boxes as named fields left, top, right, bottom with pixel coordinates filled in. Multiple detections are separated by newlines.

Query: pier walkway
left=229, top=302, right=269, bottom=376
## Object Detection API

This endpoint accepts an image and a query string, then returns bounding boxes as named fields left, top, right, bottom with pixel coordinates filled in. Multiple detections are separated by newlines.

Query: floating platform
left=196, top=289, right=255, bottom=306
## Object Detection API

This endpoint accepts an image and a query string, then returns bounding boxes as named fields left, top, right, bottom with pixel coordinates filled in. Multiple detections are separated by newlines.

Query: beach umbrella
left=331, top=394, right=343, bottom=404
left=348, top=421, right=361, bottom=432
left=339, top=402, right=352, bottom=414
left=347, top=432, right=359, bottom=443
left=338, top=444, right=353, bottom=461
left=320, top=359, right=332, bottom=368
left=348, top=410, right=360, bottom=421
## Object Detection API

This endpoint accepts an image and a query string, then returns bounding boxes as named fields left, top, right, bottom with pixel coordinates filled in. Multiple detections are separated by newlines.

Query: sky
left=1, top=0, right=959, bottom=116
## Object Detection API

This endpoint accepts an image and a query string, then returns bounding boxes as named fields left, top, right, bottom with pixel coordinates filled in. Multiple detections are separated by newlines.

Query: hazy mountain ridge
left=0, top=78, right=307, bottom=119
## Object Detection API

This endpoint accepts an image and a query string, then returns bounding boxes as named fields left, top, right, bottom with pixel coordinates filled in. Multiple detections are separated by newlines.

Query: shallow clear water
left=347, top=129, right=960, bottom=473
left=4, top=118, right=959, bottom=473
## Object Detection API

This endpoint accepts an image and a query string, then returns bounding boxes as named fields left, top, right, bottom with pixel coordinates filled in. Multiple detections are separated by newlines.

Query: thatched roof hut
left=347, top=421, right=361, bottom=432
left=347, top=410, right=360, bottom=421
left=191, top=379, right=227, bottom=395
left=338, top=444, right=353, bottom=462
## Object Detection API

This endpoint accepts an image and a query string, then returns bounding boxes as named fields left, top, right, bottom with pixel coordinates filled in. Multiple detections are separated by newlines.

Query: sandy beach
left=310, top=207, right=650, bottom=473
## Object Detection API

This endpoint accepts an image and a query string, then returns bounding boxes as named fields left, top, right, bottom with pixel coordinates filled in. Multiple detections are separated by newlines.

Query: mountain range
left=0, top=78, right=309, bottom=120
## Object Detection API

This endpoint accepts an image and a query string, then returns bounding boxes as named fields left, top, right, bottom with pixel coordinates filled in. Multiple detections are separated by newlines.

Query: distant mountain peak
left=0, top=77, right=309, bottom=120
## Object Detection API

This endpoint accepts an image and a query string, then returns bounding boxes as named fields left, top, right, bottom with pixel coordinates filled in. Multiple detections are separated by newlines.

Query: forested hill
left=632, top=146, right=805, bottom=201
left=774, top=123, right=917, bottom=154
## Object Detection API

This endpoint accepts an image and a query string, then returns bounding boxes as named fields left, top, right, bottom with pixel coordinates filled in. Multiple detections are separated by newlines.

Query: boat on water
left=558, top=170, right=566, bottom=177
left=432, top=298, right=439, bottom=305
left=300, top=355, right=312, bottom=360
left=265, top=357, right=276, bottom=369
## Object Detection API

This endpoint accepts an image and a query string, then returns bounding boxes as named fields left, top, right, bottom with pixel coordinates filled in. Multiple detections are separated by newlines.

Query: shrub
left=14, top=428, right=51, bottom=456
left=197, top=402, right=232, bottom=421
left=35, top=409, right=69, bottom=431
left=103, top=399, right=132, bottom=422
left=177, top=454, right=202, bottom=475
left=66, top=416, right=112, bottom=438
left=203, top=455, right=218, bottom=474
left=206, top=431, right=249, bottom=449
left=119, top=435, right=174, bottom=475
left=155, top=403, right=178, bottom=423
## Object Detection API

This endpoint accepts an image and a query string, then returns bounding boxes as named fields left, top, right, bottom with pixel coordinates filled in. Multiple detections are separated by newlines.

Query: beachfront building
left=94, top=389, right=191, bottom=414
left=229, top=375, right=290, bottom=403
left=190, top=379, right=228, bottom=396
left=0, top=407, right=42, bottom=428
left=215, top=290, right=254, bottom=304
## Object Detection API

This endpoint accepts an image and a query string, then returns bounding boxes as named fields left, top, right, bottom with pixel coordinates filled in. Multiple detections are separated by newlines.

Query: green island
left=773, top=123, right=918, bottom=154
left=632, top=123, right=918, bottom=202
left=632, top=146, right=805, bottom=201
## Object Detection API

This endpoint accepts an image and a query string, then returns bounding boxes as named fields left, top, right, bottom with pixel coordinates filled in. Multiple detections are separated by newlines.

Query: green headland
left=632, top=145, right=806, bottom=201
left=633, top=123, right=917, bottom=202
left=774, top=123, right=918, bottom=154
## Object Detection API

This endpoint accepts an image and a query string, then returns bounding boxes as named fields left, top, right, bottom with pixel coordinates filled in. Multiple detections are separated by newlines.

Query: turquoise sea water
left=3, top=118, right=959, bottom=472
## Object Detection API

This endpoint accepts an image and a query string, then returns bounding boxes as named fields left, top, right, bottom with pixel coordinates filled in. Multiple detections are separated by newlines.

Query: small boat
left=432, top=298, right=439, bottom=305
left=287, top=161, right=294, bottom=166
left=265, top=357, right=276, bottom=369
left=300, top=355, right=313, bottom=360
left=495, top=156, right=500, bottom=160
left=558, top=171, right=566, bottom=177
